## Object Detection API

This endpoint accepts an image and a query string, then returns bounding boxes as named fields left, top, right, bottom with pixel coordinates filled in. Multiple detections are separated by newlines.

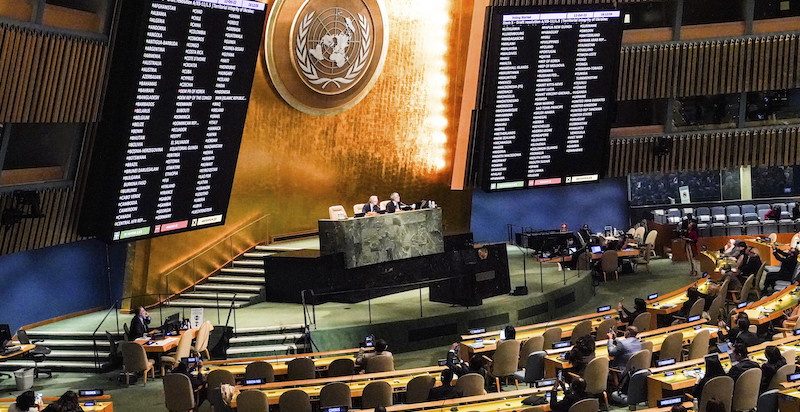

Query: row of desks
left=458, top=278, right=715, bottom=357
left=645, top=335, right=800, bottom=407
left=203, top=348, right=368, bottom=377
left=735, top=284, right=800, bottom=325
left=543, top=320, right=718, bottom=378
left=0, top=395, right=113, bottom=412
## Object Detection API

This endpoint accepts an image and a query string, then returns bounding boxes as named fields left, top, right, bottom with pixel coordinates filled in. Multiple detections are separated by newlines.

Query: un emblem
left=264, top=0, right=389, bottom=115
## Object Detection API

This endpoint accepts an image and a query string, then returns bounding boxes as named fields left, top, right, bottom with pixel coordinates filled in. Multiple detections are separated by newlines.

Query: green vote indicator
left=115, top=226, right=151, bottom=240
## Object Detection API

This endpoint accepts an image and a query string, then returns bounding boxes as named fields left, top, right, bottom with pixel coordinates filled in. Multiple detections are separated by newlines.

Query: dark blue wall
left=471, top=178, right=630, bottom=243
left=0, top=239, right=126, bottom=332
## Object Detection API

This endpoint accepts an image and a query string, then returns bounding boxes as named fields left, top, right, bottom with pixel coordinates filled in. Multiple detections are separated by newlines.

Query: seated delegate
left=428, top=369, right=462, bottom=401
left=385, top=192, right=411, bottom=213
left=606, top=326, right=642, bottom=370
left=763, top=246, right=799, bottom=294
left=8, top=391, right=41, bottom=412
left=42, top=391, right=83, bottom=412
left=129, top=306, right=151, bottom=340
left=362, top=195, right=381, bottom=214
left=356, top=338, right=393, bottom=368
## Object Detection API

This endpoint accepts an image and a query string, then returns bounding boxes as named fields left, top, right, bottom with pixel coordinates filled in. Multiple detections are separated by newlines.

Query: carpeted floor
left=0, top=257, right=698, bottom=411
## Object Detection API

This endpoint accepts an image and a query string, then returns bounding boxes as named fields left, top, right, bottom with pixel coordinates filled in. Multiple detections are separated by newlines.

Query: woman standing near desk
left=684, top=222, right=699, bottom=277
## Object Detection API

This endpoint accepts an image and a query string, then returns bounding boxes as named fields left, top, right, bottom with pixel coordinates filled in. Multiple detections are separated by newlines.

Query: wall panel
left=618, top=32, right=800, bottom=100
left=608, top=126, right=800, bottom=176
left=0, top=22, right=107, bottom=123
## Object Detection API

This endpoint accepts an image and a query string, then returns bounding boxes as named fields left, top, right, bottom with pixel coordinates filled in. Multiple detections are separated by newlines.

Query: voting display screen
left=80, top=0, right=266, bottom=241
left=476, top=6, right=623, bottom=191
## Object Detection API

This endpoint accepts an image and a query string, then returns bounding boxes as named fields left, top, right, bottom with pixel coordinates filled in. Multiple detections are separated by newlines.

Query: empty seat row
left=652, top=203, right=799, bottom=237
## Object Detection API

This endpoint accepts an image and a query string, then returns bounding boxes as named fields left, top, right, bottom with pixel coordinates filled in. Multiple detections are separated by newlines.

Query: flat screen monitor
left=474, top=5, right=623, bottom=191
left=78, top=0, right=267, bottom=241
left=0, top=324, right=11, bottom=345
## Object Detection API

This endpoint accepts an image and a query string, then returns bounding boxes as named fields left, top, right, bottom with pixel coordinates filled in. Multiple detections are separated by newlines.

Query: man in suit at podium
left=362, top=196, right=381, bottom=214
left=386, top=192, right=409, bottom=213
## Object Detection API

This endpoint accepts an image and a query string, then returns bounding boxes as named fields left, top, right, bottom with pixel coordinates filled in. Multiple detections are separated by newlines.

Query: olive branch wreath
left=295, top=11, right=371, bottom=90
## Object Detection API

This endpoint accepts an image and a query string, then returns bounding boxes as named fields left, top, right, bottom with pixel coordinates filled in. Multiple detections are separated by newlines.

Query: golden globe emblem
left=264, top=0, right=389, bottom=116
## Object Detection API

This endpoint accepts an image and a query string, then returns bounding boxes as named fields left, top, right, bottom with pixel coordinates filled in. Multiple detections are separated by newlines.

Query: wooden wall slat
left=608, top=126, right=800, bottom=177
left=0, top=23, right=107, bottom=123
left=617, top=31, right=800, bottom=100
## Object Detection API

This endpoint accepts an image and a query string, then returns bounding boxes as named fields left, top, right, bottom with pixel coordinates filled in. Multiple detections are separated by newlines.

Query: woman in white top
left=8, top=391, right=42, bottom=412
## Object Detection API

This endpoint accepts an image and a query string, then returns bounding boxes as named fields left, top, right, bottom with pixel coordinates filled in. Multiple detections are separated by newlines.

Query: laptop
left=591, top=245, right=602, bottom=254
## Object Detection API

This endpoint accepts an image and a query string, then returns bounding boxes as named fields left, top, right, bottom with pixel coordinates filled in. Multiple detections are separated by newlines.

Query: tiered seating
left=158, top=279, right=800, bottom=411
left=652, top=202, right=798, bottom=237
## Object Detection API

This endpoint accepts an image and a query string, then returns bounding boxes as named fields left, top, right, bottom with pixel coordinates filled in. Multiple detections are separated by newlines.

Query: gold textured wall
left=130, top=0, right=476, bottom=297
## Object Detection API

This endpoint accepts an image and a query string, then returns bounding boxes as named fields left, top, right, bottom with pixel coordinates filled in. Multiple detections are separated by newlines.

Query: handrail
left=301, top=271, right=508, bottom=328
left=89, top=292, right=240, bottom=372
left=156, top=213, right=269, bottom=308
left=90, top=293, right=166, bottom=372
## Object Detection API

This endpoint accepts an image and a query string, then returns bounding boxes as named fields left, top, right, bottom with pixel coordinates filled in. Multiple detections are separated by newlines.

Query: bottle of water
left=693, top=397, right=699, bottom=410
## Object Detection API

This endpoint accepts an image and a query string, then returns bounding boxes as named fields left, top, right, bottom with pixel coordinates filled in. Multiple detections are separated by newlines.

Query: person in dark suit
left=763, top=246, right=799, bottom=293
left=691, top=353, right=725, bottom=398
left=738, top=247, right=763, bottom=278
left=385, top=192, right=409, bottom=213
left=760, top=345, right=787, bottom=392
left=566, top=335, right=595, bottom=378
left=618, top=298, right=646, bottom=325
left=362, top=196, right=381, bottom=214
left=718, top=315, right=761, bottom=347
left=128, top=306, right=151, bottom=340
left=173, top=359, right=208, bottom=407
left=727, top=343, right=759, bottom=383
left=549, top=377, right=588, bottom=412
left=428, top=369, right=462, bottom=401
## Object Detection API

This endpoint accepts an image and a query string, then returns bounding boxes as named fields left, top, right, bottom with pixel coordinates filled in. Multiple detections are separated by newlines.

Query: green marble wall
left=319, top=208, right=444, bottom=268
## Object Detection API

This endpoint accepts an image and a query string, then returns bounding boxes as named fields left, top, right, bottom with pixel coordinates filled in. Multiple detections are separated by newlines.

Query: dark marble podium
left=318, top=208, right=444, bottom=268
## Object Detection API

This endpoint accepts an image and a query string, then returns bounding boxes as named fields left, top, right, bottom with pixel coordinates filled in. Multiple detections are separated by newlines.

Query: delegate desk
left=543, top=320, right=717, bottom=378
left=646, top=278, right=712, bottom=330
left=0, top=395, right=113, bottom=412
left=367, top=388, right=548, bottom=411
left=202, top=347, right=365, bottom=368
left=645, top=335, right=800, bottom=407
left=230, top=367, right=443, bottom=407
left=319, top=208, right=444, bottom=269
left=460, top=309, right=619, bottom=355
left=0, top=344, right=35, bottom=361
left=205, top=355, right=353, bottom=377
left=134, top=328, right=198, bottom=353
left=734, top=284, right=800, bottom=325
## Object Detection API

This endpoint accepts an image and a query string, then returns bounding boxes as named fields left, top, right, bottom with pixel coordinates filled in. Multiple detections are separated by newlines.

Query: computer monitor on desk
left=0, top=324, right=12, bottom=347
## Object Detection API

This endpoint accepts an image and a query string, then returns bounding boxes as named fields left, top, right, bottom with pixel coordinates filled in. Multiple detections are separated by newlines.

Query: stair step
left=207, top=276, right=264, bottom=284
left=243, top=252, right=274, bottom=258
left=26, top=330, right=123, bottom=338
left=48, top=350, right=111, bottom=359
left=234, top=324, right=306, bottom=334
left=230, top=334, right=304, bottom=344
left=220, top=267, right=264, bottom=275
left=166, top=299, right=244, bottom=309
left=195, top=284, right=263, bottom=293
left=178, top=292, right=257, bottom=301
left=0, top=360, right=110, bottom=371
left=232, top=260, right=264, bottom=267
left=255, top=245, right=301, bottom=252
left=24, top=340, right=110, bottom=348
left=226, top=344, right=299, bottom=355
